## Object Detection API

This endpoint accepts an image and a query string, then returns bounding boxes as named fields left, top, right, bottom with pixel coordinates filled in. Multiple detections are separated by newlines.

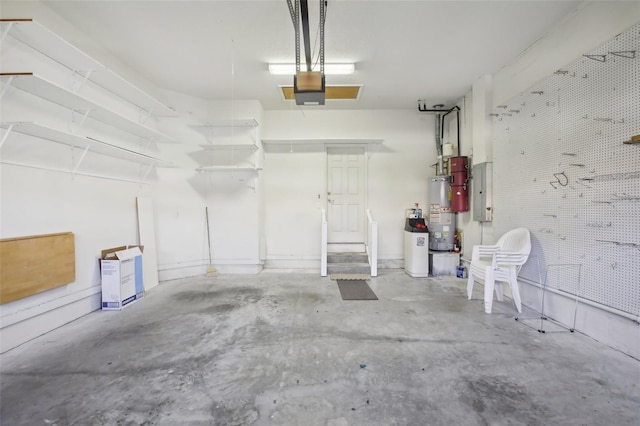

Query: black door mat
left=337, top=280, right=378, bottom=300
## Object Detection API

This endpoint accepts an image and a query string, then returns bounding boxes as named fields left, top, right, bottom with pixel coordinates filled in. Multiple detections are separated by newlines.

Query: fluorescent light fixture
left=269, top=63, right=355, bottom=75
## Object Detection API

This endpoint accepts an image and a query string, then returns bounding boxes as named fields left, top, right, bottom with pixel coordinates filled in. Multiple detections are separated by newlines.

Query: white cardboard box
left=100, top=246, right=144, bottom=310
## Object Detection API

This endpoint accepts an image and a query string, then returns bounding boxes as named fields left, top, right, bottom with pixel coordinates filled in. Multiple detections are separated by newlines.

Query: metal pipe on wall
left=418, top=102, right=461, bottom=156
left=434, top=113, right=443, bottom=175
left=441, top=106, right=461, bottom=155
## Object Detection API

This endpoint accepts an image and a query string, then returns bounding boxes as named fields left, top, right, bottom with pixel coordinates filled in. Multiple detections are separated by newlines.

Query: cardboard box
left=100, top=245, right=144, bottom=310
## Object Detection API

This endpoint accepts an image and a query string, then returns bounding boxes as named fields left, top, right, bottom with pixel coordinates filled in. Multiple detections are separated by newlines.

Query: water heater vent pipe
left=417, top=101, right=461, bottom=162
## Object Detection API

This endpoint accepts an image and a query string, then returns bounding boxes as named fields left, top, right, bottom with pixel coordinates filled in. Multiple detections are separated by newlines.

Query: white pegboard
left=491, top=23, right=640, bottom=317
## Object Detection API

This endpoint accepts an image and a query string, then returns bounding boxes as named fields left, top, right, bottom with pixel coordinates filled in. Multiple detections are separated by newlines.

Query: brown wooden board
left=281, top=85, right=361, bottom=100
left=0, top=232, right=75, bottom=304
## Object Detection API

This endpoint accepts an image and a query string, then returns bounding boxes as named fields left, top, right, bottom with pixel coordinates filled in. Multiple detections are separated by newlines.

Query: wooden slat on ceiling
left=281, top=85, right=362, bottom=100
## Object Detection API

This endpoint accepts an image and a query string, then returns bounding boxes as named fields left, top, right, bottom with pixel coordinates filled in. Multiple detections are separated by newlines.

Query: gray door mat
left=330, top=273, right=371, bottom=280
left=337, top=280, right=378, bottom=300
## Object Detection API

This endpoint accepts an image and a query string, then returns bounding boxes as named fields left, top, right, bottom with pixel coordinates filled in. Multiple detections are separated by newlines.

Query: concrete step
left=327, top=243, right=366, bottom=253
left=328, top=252, right=369, bottom=264
left=327, top=262, right=371, bottom=274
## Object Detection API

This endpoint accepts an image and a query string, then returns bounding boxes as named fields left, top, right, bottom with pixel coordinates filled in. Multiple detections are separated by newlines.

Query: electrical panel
left=472, top=162, right=493, bottom=222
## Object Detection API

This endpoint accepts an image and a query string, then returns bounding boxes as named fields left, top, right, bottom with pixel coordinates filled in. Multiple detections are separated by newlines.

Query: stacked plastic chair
left=467, top=228, right=532, bottom=313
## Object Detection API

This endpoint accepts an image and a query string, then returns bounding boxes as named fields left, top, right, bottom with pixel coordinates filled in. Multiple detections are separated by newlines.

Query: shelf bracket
left=71, top=69, right=94, bottom=93
left=71, top=145, right=90, bottom=177
left=0, top=22, right=14, bottom=44
left=0, top=75, right=15, bottom=100
left=139, top=107, right=154, bottom=125
left=204, top=127, right=215, bottom=144
left=71, top=108, right=92, bottom=130
left=141, top=163, right=154, bottom=181
left=0, top=124, right=15, bottom=149
left=139, top=137, right=154, bottom=151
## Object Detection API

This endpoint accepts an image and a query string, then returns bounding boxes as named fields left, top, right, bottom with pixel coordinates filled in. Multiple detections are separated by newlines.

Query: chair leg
left=509, top=273, right=522, bottom=313
left=484, top=274, right=495, bottom=314
left=495, top=282, right=504, bottom=301
left=467, top=273, right=475, bottom=300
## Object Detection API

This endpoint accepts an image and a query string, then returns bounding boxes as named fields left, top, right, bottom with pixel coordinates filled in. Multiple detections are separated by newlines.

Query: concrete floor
left=1, top=270, right=639, bottom=426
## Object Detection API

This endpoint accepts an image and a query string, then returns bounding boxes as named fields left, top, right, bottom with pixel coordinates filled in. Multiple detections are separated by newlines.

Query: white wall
left=0, top=4, right=169, bottom=351
left=0, top=1, right=265, bottom=351
left=491, top=1, right=640, bottom=107
left=463, top=1, right=640, bottom=257
left=263, top=109, right=437, bottom=268
left=464, top=2, right=640, bottom=254
left=0, top=165, right=150, bottom=352
left=153, top=96, right=265, bottom=278
left=1, top=86, right=264, bottom=354
left=461, top=4, right=640, bottom=358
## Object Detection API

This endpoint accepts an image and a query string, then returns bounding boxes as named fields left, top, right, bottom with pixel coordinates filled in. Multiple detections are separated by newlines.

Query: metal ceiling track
left=299, top=0, right=312, bottom=71
left=286, top=0, right=327, bottom=105
left=286, top=0, right=325, bottom=72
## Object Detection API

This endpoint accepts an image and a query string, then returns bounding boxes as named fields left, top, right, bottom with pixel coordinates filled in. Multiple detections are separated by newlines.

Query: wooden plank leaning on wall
left=0, top=232, right=75, bottom=304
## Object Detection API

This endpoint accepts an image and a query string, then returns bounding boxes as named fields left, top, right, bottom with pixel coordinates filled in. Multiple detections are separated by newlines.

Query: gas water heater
left=428, top=176, right=455, bottom=251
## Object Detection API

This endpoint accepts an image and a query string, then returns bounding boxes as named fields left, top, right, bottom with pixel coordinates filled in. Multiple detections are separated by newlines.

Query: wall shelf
left=0, top=122, right=171, bottom=166
left=195, top=119, right=259, bottom=128
left=0, top=19, right=176, bottom=116
left=262, top=138, right=383, bottom=145
left=195, top=165, right=262, bottom=173
left=198, top=143, right=258, bottom=151
left=0, top=73, right=177, bottom=143
left=0, top=19, right=98, bottom=73
left=192, top=118, right=261, bottom=175
left=0, top=160, right=153, bottom=185
left=191, top=120, right=259, bottom=144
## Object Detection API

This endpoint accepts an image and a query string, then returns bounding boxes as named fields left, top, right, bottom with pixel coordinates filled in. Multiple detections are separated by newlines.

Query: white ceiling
left=42, top=0, right=582, bottom=110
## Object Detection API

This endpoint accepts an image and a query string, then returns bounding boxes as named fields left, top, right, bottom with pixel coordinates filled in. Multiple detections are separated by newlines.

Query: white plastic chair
left=466, top=228, right=531, bottom=313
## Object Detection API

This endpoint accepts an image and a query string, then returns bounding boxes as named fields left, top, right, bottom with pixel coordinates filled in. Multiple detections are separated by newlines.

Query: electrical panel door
left=472, top=162, right=493, bottom=222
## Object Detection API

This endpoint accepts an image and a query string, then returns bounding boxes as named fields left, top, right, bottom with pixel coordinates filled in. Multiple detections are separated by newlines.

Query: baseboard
left=378, top=258, right=403, bottom=269
left=213, top=264, right=263, bottom=274
left=520, top=280, right=640, bottom=359
left=159, top=260, right=264, bottom=279
left=0, top=292, right=101, bottom=353
left=158, top=265, right=208, bottom=281
left=264, top=259, right=320, bottom=269
left=265, top=258, right=403, bottom=271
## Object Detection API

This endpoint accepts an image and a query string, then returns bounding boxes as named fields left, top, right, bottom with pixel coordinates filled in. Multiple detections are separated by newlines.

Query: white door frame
left=324, top=144, right=369, bottom=243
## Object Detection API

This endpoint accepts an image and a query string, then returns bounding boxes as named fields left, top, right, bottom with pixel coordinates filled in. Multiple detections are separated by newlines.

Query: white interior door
left=327, top=147, right=366, bottom=243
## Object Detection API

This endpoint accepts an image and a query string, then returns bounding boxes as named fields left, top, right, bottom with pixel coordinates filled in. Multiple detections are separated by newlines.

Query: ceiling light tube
left=269, top=63, right=355, bottom=75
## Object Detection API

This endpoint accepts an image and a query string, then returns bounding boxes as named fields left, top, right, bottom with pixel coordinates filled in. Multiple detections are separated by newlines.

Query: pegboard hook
left=583, top=54, right=606, bottom=62
left=609, top=50, right=636, bottom=59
